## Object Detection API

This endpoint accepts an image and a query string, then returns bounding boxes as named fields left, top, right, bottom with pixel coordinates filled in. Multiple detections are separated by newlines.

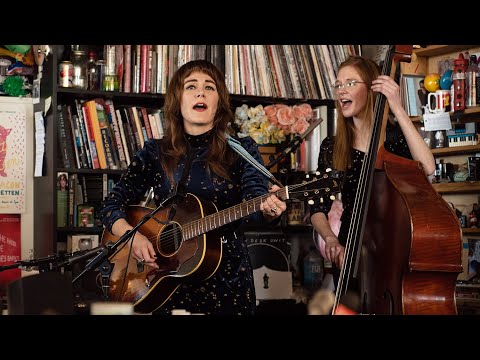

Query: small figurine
left=469, top=210, right=478, bottom=228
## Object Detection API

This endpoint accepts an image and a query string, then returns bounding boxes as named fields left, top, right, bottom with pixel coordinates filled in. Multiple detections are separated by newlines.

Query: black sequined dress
left=309, top=122, right=413, bottom=283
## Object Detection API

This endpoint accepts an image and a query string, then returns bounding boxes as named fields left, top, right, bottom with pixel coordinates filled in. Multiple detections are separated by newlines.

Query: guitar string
left=123, top=176, right=338, bottom=251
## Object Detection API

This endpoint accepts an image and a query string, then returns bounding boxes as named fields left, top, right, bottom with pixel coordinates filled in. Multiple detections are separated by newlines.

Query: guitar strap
left=176, top=151, right=194, bottom=196
left=166, top=152, right=194, bottom=221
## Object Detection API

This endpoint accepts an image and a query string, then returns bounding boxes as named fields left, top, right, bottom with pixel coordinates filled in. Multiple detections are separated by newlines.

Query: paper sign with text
left=423, top=112, right=452, bottom=131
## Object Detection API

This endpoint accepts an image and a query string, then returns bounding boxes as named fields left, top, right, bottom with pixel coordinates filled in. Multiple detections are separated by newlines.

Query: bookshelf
left=30, top=44, right=351, bottom=312
left=401, top=45, right=480, bottom=312
left=33, top=43, right=345, bottom=297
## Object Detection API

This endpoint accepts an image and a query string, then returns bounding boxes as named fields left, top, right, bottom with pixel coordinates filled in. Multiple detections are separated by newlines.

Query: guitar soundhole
left=158, top=222, right=183, bottom=255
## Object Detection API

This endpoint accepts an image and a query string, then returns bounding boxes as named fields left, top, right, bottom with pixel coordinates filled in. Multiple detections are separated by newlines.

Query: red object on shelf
left=453, top=53, right=469, bottom=111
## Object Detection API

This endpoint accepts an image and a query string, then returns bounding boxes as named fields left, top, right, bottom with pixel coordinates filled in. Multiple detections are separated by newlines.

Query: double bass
left=333, top=46, right=462, bottom=315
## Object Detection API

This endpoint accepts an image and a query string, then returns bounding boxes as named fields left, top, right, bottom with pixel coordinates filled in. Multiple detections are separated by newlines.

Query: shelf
left=410, top=106, right=480, bottom=123
left=57, top=168, right=124, bottom=175
left=413, top=45, right=478, bottom=57
left=58, top=87, right=164, bottom=100
left=432, top=181, right=480, bottom=194
left=57, top=87, right=334, bottom=108
left=462, top=228, right=480, bottom=234
left=431, top=144, right=480, bottom=156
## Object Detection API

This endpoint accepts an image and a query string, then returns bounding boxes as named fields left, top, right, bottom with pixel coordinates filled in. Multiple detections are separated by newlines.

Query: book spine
left=106, top=100, right=128, bottom=169
left=66, top=105, right=81, bottom=168
left=140, top=107, right=153, bottom=140
left=123, top=45, right=131, bottom=93
left=75, top=99, right=93, bottom=169
left=131, top=106, right=145, bottom=148
left=95, top=100, right=117, bottom=169
left=85, top=100, right=107, bottom=169
left=140, top=45, right=148, bottom=93
left=116, top=109, right=131, bottom=165
left=57, top=105, right=72, bottom=168
left=81, top=104, right=100, bottom=169
left=68, top=173, right=76, bottom=226
left=116, top=45, right=124, bottom=92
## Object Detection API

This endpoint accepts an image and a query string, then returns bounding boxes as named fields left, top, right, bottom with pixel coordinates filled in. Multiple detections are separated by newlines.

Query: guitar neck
left=183, top=187, right=288, bottom=240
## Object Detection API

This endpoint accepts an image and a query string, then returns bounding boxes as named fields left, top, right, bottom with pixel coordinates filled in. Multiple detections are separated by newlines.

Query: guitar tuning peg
left=330, top=195, right=336, bottom=200
left=315, top=171, right=320, bottom=176
left=319, top=197, right=324, bottom=203
left=326, top=168, right=332, bottom=172
left=308, top=199, right=314, bottom=205
left=305, top=174, right=310, bottom=179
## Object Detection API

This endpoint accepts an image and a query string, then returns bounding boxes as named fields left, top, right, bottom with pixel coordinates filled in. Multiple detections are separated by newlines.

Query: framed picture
left=401, top=74, right=426, bottom=116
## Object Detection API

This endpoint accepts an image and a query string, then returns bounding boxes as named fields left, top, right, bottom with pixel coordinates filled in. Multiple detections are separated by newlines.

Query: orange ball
left=424, top=73, right=441, bottom=92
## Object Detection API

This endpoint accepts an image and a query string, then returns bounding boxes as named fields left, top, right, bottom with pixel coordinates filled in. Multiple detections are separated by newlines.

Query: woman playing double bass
left=309, top=55, right=436, bottom=300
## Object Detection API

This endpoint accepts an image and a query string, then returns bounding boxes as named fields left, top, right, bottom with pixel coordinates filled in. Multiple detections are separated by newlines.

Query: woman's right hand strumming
left=112, top=218, right=159, bottom=269
left=132, top=232, right=159, bottom=269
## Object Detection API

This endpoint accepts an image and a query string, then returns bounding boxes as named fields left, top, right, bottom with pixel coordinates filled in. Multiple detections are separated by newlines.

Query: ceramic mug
left=427, top=89, right=450, bottom=113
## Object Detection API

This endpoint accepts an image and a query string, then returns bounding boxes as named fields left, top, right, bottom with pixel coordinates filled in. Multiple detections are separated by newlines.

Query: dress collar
left=185, top=129, right=213, bottom=148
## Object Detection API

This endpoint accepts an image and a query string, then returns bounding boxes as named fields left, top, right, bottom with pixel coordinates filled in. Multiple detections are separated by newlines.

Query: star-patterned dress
left=99, top=130, right=270, bottom=315
left=309, top=121, right=413, bottom=282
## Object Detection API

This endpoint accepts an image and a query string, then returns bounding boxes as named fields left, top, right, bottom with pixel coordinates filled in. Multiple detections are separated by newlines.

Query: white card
left=423, top=112, right=452, bottom=131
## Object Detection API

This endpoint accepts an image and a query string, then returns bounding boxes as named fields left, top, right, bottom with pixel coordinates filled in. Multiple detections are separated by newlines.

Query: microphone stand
left=265, top=115, right=323, bottom=171
left=0, top=254, right=61, bottom=273
left=60, top=190, right=186, bottom=301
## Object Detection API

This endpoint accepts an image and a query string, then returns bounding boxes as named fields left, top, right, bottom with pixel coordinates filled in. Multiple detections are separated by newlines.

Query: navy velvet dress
left=99, top=130, right=270, bottom=315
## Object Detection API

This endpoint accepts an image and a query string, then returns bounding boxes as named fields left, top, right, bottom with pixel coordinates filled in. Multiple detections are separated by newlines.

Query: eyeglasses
left=332, top=80, right=365, bottom=91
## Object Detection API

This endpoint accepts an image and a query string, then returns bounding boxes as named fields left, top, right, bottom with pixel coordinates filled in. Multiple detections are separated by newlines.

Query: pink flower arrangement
left=264, top=103, right=313, bottom=135
left=234, top=103, right=314, bottom=145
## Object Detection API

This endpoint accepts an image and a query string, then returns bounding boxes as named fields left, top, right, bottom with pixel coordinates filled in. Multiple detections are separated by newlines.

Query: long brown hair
left=333, top=56, right=379, bottom=171
left=160, top=60, right=236, bottom=182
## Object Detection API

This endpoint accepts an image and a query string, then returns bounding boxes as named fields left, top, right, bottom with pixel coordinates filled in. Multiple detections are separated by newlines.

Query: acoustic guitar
left=102, top=170, right=341, bottom=314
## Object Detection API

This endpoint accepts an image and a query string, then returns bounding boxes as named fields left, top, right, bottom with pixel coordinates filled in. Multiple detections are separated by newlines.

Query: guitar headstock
left=287, top=168, right=343, bottom=203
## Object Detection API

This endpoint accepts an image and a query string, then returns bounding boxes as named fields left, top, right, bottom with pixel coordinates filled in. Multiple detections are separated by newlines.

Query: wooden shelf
left=431, top=144, right=480, bottom=156
left=58, top=87, right=165, bottom=100
left=410, top=106, right=480, bottom=123
left=57, top=168, right=124, bottom=175
left=413, top=45, right=478, bottom=57
left=462, top=228, right=480, bottom=234
left=432, top=181, right=480, bottom=194
left=57, top=87, right=334, bottom=108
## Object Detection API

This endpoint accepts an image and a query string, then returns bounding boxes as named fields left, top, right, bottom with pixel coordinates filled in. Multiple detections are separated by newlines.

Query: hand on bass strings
left=324, top=235, right=345, bottom=269
left=260, top=185, right=287, bottom=220
left=370, top=75, right=403, bottom=112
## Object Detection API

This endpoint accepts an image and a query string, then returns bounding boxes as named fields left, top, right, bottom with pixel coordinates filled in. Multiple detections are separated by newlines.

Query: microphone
left=265, top=115, right=323, bottom=170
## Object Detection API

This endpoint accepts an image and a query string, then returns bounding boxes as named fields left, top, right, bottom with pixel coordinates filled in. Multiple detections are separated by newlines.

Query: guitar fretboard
left=182, top=187, right=288, bottom=240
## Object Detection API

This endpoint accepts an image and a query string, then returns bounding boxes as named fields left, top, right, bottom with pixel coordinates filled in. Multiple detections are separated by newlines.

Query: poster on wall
left=0, top=107, right=26, bottom=213
left=0, top=214, right=21, bottom=296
